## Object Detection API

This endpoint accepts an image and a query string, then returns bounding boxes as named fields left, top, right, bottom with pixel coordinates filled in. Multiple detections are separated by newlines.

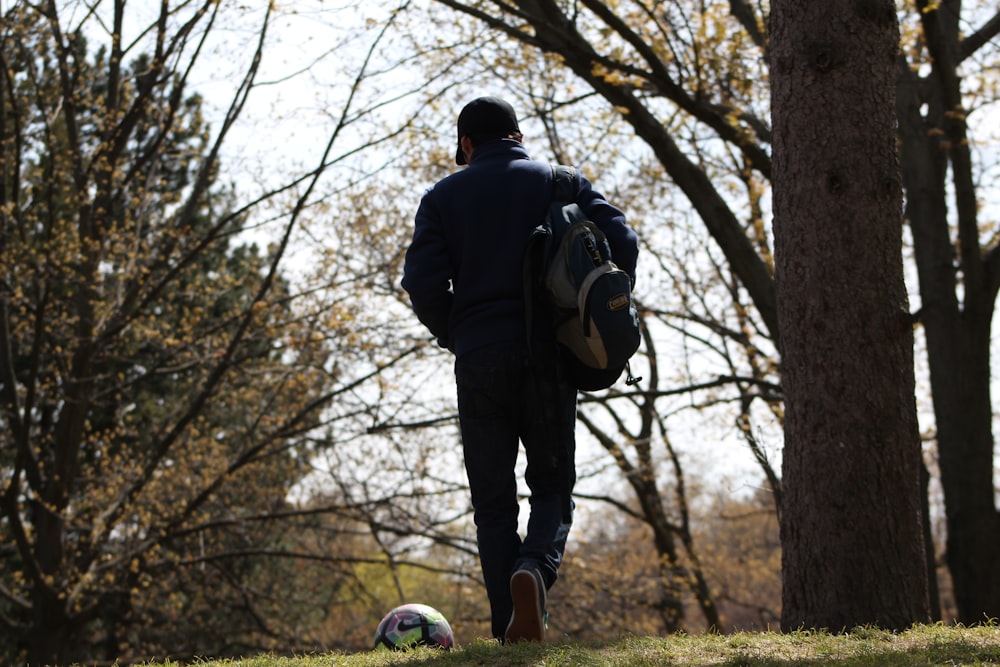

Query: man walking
left=401, top=97, right=638, bottom=643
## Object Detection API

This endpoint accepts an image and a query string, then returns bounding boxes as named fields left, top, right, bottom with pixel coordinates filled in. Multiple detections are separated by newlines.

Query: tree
left=0, top=1, right=434, bottom=663
left=421, top=0, right=1000, bottom=622
left=897, top=1, right=1000, bottom=622
left=695, top=488, right=781, bottom=630
left=770, top=0, right=928, bottom=629
left=575, top=317, right=726, bottom=633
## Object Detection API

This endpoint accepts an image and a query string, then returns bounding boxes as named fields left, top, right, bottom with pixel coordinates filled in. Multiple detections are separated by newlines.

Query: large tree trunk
left=896, top=1, right=1000, bottom=622
left=770, top=0, right=930, bottom=630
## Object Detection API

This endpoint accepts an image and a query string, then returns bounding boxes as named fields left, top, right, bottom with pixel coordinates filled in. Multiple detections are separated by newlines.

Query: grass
left=136, top=623, right=1000, bottom=667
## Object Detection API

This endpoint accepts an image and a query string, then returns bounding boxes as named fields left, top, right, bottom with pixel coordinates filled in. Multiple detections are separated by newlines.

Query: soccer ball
left=373, top=603, right=454, bottom=651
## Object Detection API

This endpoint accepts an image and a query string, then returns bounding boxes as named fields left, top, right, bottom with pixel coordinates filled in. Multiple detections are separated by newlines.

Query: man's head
left=455, top=96, right=521, bottom=165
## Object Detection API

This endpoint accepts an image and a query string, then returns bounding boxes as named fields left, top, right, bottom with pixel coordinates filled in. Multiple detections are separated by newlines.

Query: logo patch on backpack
left=607, top=294, right=630, bottom=311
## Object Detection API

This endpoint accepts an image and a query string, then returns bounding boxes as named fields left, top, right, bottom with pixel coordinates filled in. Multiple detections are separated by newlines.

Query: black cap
left=455, top=97, right=520, bottom=165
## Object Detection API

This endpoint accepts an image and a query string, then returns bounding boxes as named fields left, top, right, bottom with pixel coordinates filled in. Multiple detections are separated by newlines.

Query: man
left=401, top=96, right=638, bottom=643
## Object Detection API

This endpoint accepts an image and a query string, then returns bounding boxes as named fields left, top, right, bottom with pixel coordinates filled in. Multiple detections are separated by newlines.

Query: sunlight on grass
left=135, top=623, right=1000, bottom=667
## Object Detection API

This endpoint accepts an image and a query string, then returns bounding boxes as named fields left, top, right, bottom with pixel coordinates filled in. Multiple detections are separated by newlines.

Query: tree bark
left=770, top=0, right=930, bottom=630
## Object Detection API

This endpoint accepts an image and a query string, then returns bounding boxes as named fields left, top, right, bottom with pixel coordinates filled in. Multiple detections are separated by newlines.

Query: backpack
left=523, top=164, right=641, bottom=391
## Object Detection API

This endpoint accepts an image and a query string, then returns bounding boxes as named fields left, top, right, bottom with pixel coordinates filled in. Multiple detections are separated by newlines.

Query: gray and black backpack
left=523, top=165, right=641, bottom=391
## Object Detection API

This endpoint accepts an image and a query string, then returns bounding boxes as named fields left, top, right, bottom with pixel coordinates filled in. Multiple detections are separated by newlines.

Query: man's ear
left=460, top=135, right=475, bottom=163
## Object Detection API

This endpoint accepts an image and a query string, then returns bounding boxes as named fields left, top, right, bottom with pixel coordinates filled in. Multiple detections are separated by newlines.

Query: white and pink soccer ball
left=373, top=603, right=454, bottom=651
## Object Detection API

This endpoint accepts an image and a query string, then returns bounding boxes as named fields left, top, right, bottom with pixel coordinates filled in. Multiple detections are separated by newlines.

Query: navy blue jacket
left=402, top=139, right=639, bottom=358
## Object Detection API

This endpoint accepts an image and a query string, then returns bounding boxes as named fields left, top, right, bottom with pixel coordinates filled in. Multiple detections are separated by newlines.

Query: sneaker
left=505, top=568, right=546, bottom=643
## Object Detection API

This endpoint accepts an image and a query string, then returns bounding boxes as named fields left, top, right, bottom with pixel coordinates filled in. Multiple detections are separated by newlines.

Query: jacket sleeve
left=577, top=173, right=639, bottom=285
left=401, top=190, right=454, bottom=348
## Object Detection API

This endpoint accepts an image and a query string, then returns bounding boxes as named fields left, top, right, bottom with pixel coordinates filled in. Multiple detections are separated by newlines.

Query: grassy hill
left=138, top=623, right=1000, bottom=666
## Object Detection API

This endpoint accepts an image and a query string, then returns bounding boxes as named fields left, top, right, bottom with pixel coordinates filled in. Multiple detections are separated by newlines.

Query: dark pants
left=455, top=340, right=577, bottom=641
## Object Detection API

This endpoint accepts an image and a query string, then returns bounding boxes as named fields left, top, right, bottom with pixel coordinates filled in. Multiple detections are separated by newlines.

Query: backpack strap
left=551, top=164, right=577, bottom=206
left=550, top=165, right=581, bottom=524
left=523, top=164, right=577, bottom=355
